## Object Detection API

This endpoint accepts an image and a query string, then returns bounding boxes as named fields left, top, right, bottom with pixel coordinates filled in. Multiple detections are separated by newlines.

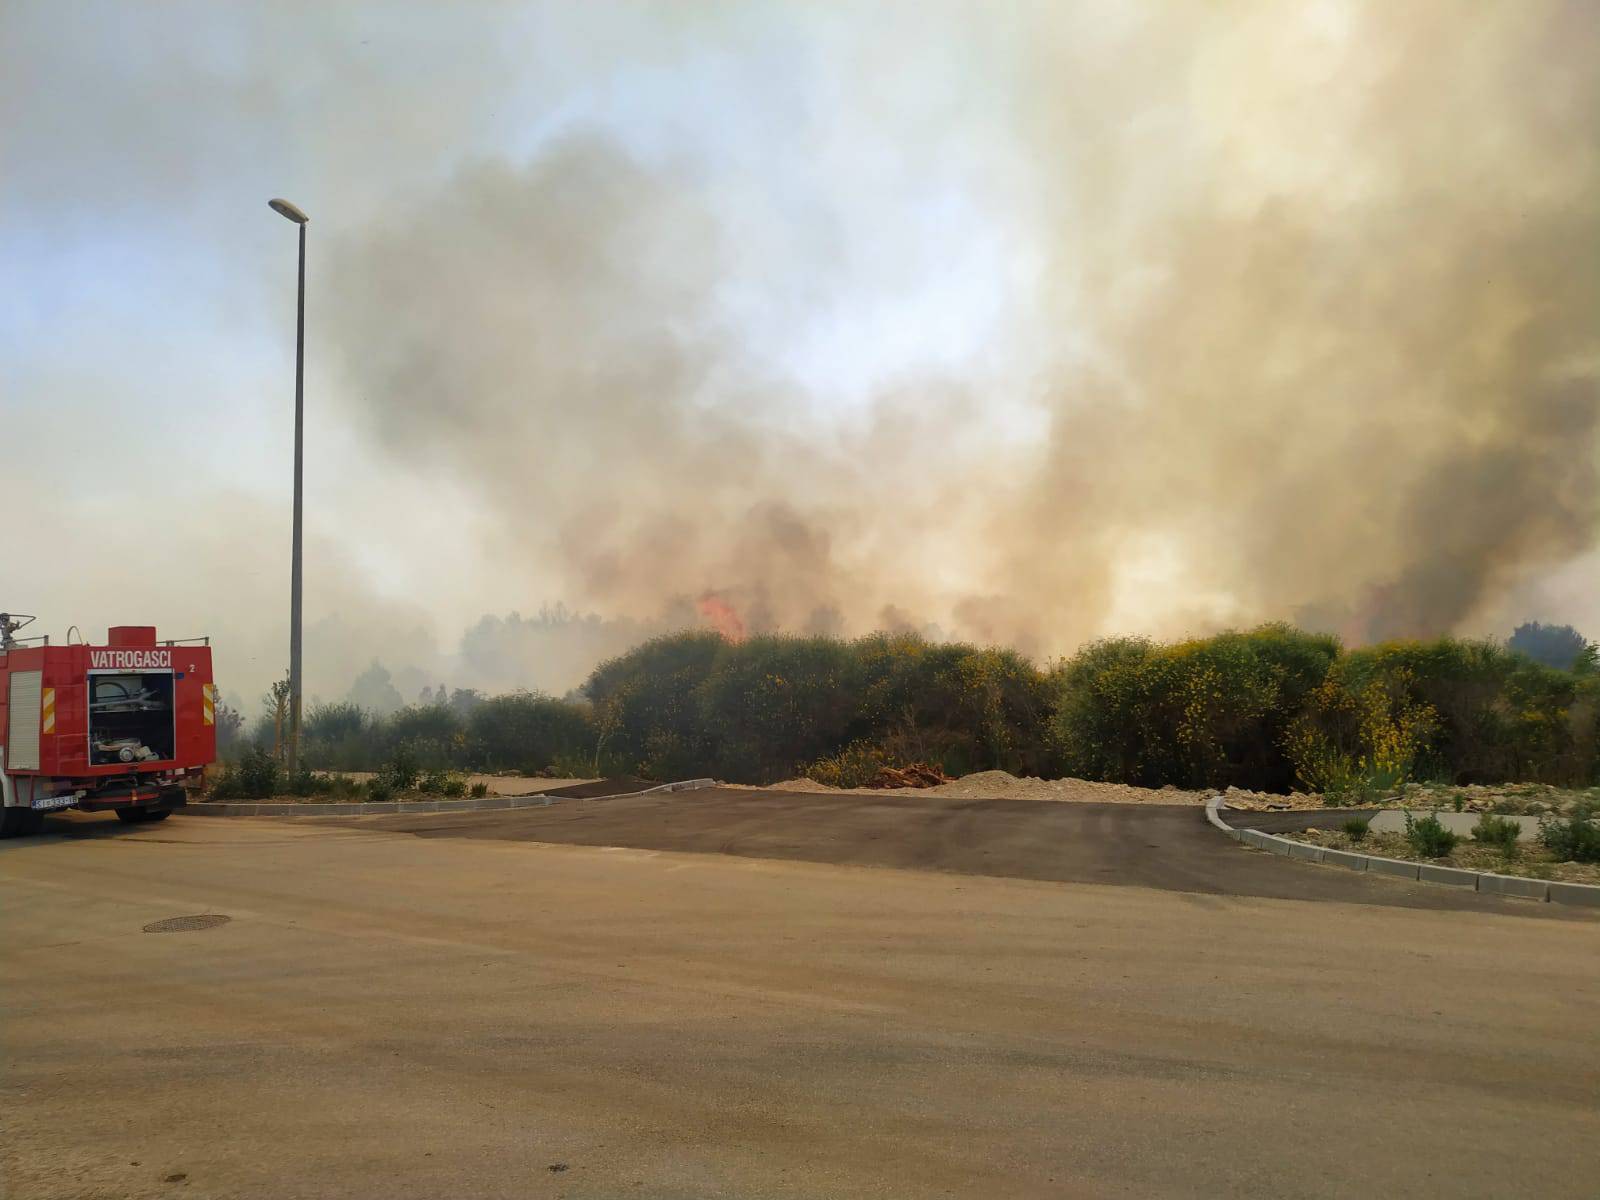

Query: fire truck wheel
left=115, top=807, right=171, bottom=825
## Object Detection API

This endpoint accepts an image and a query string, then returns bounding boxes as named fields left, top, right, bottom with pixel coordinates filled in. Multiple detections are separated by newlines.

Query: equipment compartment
left=88, top=672, right=175, bottom=764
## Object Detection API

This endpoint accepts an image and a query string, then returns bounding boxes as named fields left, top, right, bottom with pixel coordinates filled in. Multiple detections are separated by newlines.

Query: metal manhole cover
left=142, top=914, right=231, bottom=933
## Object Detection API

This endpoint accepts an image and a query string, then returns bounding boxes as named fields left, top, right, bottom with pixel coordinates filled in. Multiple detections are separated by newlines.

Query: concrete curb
left=185, top=777, right=717, bottom=818
left=1204, top=795, right=1596, bottom=908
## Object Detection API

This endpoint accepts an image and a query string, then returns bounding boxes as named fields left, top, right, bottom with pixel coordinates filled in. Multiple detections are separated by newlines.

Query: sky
left=4, top=1, right=1597, bottom=711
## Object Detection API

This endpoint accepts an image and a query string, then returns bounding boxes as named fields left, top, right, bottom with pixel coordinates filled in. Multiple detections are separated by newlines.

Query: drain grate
left=142, top=914, right=231, bottom=934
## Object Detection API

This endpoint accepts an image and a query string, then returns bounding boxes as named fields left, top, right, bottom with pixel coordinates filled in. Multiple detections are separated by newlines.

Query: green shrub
left=469, top=782, right=489, bottom=799
left=1404, top=811, right=1458, bottom=857
left=206, top=765, right=240, bottom=800
left=301, top=701, right=373, bottom=772
left=384, top=704, right=465, bottom=769
left=1051, top=625, right=1338, bottom=791
left=377, top=746, right=420, bottom=791
left=806, top=741, right=889, bottom=789
left=1471, top=812, right=1521, bottom=850
left=364, top=779, right=393, bottom=804
left=468, top=692, right=595, bottom=774
left=230, top=747, right=280, bottom=799
left=690, top=635, right=865, bottom=782
left=586, top=632, right=724, bottom=778
left=550, top=752, right=598, bottom=778
left=1286, top=664, right=1434, bottom=803
left=1340, top=817, right=1370, bottom=842
left=1538, top=814, right=1600, bottom=863
left=281, top=766, right=330, bottom=797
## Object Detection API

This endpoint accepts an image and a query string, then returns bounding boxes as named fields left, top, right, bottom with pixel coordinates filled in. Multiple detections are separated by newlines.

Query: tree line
left=225, top=622, right=1600, bottom=795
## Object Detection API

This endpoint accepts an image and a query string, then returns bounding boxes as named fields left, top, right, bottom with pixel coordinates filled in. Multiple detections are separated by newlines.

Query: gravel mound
left=758, top=771, right=1206, bottom=805
left=1215, top=786, right=1328, bottom=812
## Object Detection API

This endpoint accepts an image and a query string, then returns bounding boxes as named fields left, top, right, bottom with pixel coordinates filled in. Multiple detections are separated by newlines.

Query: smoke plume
left=321, top=1, right=1598, bottom=659
left=7, top=2, right=1597, bottom=707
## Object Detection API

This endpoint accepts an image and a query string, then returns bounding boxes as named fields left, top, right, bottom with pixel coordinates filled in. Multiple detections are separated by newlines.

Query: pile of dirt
left=1216, top=786, right=1328, bottom=812
left=869, top=763, right=953, bottom=789
left=756, top=770, right=1208, bottom=805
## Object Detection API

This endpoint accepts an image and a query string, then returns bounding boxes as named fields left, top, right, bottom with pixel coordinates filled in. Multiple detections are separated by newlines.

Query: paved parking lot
left=3, top=800, right=1596, bottom=1198
left=334, top=787, right=1582, bottom=915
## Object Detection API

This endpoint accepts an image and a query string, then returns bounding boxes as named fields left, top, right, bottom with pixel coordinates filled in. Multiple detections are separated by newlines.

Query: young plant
left=377, top=746, right=420, bottom=792
left=1471, top=812, right=1521, bottom=853
left=469, top=782, right=489, bottom=799
left=1538, top=814, right=1600, bottom=864
left=1404, top=811, right=1458, bottom=858
left=233, top=747, right=280, bottom=800
left=1340, top=817, right=1370, bottom=842
left=325, top=775, right=364, bottom=799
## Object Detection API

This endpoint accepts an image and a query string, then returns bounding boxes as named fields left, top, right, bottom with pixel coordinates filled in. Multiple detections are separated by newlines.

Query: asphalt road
left=3, top=803, right=1597, bottom=1199
left=332, top=787, right=1581, bottom=915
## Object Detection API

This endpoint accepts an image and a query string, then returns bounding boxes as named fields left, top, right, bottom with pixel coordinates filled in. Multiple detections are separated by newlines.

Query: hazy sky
left=4, top=1, right=1597, bottom=708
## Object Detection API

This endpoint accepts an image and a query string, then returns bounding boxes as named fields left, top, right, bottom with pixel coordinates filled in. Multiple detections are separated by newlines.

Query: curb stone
left=185, top=777, right=717, bottom=818
left=1548, top=881, right=1600, bottom=908
left=1366, top=855, right=1421, bottom=881
left=1319, top=848, right=1367, bottom=871
left=1479, top=874, right=1550, bottom=901
left=1418, top=863, right=1478, bottom=888
left=1205, top=795, right=1599, bottom=907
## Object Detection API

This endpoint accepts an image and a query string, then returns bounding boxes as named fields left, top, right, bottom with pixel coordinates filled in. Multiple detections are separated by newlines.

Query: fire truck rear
left=0, top=615, right=217, bottom=837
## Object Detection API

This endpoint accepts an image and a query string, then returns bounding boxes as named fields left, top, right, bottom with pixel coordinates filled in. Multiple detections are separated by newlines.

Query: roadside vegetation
left=1276, top=803, right=1600, bottom=885
left=214, top=623, right=1600, bottom=803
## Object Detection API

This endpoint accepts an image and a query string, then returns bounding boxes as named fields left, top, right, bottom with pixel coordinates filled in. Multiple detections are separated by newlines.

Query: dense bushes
left=1050, top=628, right=1597, bottom=795
left=469, top=694, right=595, bottom=775
left=1049, top=625, right=1339, bottom=791
left=289, top=692, right=598, bottom=776
left=234, top=625, right=1600, bottom=792
left=584, top=631, right=1055, bottom=784
left=587, top=631, right=725, bottom=780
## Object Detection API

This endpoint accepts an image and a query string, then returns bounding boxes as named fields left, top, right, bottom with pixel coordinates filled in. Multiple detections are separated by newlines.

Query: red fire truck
left=0, top=615, right=217, bottom=837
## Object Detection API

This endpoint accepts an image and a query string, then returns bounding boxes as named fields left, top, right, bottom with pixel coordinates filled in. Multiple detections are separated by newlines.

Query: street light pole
left=269, top=198, right=309, bottom=775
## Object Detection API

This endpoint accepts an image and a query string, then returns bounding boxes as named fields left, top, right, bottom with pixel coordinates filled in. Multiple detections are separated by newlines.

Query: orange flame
left=697, top=592, right=746, bottom=643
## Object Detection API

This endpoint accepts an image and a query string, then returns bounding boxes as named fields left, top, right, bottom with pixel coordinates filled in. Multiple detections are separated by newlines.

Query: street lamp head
left=269, top=198, right=309, bottom=224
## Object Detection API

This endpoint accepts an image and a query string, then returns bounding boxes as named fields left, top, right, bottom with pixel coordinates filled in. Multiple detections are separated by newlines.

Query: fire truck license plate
left=32, top=795, right=77, bottom=811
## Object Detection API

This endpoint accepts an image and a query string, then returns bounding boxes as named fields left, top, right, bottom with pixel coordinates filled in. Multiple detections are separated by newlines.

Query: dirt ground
left=746, top=769, right=1210, bottom=805
left=4, top=808, right=1596, bottom=1199
left=331, top=771, right=593, bottom=796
